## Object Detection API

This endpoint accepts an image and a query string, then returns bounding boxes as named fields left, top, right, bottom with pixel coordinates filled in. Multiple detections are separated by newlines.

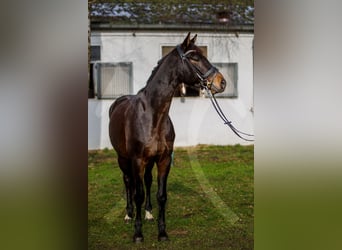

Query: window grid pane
left=90, top=46, right=101, bottom=62
left=96, top=62, right=133, bottom=99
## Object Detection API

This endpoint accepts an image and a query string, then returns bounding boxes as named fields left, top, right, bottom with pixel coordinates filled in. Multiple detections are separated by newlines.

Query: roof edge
left=90, top=23, right=254, bottom=33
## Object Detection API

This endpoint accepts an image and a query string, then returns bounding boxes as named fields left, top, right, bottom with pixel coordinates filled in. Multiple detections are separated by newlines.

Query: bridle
left=176, top=44, right=254, bottom=142
left=176, top=45, right=219, bottom=91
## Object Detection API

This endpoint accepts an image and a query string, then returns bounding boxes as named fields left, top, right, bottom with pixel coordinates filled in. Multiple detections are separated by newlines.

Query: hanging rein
left=176, top=45, right=254, bottom=142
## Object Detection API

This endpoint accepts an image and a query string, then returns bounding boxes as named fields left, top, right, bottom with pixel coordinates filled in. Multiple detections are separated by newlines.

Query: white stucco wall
left=89, top=31, right=254, bottom=149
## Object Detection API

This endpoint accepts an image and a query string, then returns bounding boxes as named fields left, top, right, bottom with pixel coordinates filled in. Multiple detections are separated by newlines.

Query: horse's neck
left=141, top=57, right=179, bottom=121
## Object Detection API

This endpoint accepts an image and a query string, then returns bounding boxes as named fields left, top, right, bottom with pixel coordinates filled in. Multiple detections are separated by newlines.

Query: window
left=89, top=46, right=101, bottom=98
left=94, top=62, right=133, bottom=99
left=90, top=46, right=101, bottom=62
left=162, top=46, right=208, bottom=97
left=212, top=63, right=238, bottom=98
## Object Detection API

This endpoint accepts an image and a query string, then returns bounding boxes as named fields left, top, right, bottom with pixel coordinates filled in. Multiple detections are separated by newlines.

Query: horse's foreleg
left=156, top=155, right=171, bottom=241
left=132, top=159, right=145, bottom=243
left=144, top=161, right=154, bottom=221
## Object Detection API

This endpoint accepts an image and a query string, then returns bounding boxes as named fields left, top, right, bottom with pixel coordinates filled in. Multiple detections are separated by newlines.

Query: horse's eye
left=190, top=54, right=200, bottom=61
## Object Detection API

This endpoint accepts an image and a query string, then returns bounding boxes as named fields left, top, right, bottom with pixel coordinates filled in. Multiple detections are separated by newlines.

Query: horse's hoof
left=133, top=234, right=144, bottom=243
left=124, top=215, right=132, bottom=224
left=158, top=232, right=169, bottom=242
left=145, top=210, right=154, bottom=221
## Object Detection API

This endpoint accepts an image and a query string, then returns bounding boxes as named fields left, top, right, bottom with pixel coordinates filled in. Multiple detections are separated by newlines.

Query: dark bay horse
left=109, top=33, right=226, bottom=242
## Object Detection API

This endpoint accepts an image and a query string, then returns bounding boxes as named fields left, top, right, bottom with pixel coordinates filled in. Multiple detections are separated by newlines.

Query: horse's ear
left=190, top=34, right=197, bottom=44
left=181, top=32, right=191, bottom=49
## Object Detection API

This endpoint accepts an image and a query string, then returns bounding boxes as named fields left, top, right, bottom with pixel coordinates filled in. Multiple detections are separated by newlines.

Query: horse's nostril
left=221, top=79, right=226, bottom=89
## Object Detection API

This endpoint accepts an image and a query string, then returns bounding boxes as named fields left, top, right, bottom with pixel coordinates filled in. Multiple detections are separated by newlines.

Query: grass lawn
left=88, top=145, right=254, bottom=249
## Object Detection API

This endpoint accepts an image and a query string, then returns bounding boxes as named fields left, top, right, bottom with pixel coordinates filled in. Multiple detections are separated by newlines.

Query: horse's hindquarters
left=109, top=97, right=132, bottom=157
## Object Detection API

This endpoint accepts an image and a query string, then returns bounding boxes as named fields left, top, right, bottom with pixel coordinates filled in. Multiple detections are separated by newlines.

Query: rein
left=204, top=87, right=254, bottom=141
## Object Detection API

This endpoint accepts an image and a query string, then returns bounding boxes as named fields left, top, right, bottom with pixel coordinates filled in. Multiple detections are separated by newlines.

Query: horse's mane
left=137, top=49, right=175, bottom=95
left=146, top=50, right=173, bottom=84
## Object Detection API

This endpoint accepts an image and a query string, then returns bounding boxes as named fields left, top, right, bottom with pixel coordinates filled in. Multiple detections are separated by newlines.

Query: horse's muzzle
left=210, top=73, right=226, bottom=94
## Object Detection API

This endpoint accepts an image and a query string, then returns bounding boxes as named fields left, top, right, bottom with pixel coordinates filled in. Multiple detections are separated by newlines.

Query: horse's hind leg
left=144, top=160, right=154, bottom=221
left=123, top=174, right=133, bottom=222
left=132, top=158, right=146, bottom=243
left=118, top=156, right=133, bottom=222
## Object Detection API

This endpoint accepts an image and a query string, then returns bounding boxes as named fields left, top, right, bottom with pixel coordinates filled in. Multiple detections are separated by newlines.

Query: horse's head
left=177, top=32, right=226, bottom=95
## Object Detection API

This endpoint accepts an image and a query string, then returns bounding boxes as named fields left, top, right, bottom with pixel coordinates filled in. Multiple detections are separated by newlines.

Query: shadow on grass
left=88, top=145, right=254, bottom=249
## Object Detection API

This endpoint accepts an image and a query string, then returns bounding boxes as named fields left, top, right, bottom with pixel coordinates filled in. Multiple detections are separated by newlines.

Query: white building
left=89, top=5, right=254, bottom=149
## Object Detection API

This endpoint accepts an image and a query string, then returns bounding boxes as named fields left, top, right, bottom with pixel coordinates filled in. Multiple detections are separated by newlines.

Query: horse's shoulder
left=134, top=96, right=148, bottom=112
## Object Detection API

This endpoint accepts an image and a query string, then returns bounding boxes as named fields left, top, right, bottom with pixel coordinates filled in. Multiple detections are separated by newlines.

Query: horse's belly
left=141, top=132, right=175, bottom=159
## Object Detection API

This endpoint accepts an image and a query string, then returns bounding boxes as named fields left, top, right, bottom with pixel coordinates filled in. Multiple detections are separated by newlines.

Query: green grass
left=88, top=145, right=254, bottom=249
